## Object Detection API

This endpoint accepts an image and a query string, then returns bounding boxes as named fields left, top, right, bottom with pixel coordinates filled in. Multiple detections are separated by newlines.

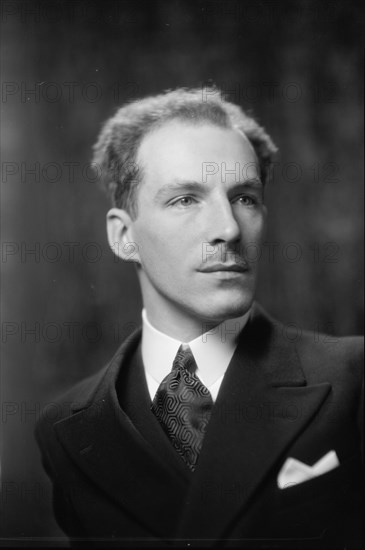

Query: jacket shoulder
left=252, top=303, right=363, bottom=383
left=34, top=365, right=108, bottom=462
left=34, top=328, right=142, bottom=456
left=286, top=323, right=363, bottom=412
left=296, top=330, right=364, bottom=378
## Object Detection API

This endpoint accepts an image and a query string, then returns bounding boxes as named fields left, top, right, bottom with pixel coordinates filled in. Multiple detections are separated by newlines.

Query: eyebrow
left=154, top=178, right=263, bottom=200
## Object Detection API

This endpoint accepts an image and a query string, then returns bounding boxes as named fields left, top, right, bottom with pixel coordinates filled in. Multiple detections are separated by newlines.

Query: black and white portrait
left=1, top=1, right=363, bottom=548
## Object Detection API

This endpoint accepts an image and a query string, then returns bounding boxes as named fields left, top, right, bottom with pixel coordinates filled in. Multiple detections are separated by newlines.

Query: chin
left=194, top=294, right=254, bottom=324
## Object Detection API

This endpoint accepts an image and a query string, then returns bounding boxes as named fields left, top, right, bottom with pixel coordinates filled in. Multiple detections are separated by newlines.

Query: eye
left=170, top=196, right=196, bottom=207
left=235, top=195, right=256, bottom=206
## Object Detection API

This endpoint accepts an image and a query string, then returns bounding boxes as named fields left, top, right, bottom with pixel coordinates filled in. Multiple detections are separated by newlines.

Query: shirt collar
left=141, top=308, right=251, bottom=388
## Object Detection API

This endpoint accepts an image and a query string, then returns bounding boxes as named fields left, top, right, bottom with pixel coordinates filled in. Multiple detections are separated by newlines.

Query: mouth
left=198, top=263, right=248, bottom=274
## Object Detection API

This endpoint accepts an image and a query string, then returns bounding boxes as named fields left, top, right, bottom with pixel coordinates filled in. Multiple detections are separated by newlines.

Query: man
left=35, top=88, right=363, bottom=548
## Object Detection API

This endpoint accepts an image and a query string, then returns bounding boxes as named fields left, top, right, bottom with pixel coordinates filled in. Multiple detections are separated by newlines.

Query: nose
left=205, top=194, right=241, bottom=244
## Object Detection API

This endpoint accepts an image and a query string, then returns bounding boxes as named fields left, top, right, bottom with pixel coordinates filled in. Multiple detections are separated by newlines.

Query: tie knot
left=172, top=344, right=197, bottom=374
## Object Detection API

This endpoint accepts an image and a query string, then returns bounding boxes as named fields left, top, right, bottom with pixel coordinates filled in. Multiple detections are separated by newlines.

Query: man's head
left=93, top=87, right=277, bottom=218
left=94, top=87, right=277, bottom=339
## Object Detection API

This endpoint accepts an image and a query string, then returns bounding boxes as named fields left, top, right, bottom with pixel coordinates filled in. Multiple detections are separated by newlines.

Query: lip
left=199, top=263, right=248, bottom=273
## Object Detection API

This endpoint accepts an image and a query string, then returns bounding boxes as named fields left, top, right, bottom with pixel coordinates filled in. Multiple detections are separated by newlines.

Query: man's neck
left=143, top=301, right=251, bottom=342
left=144, top=309, right=220, bottom=341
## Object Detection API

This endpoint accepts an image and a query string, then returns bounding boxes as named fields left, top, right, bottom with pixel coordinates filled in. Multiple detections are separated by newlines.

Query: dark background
left=1, top=0, right=363, bottom=544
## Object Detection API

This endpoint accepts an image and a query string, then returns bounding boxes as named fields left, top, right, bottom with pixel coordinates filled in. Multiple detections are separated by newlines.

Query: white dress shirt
left=141, top=308, right=251, bottom=402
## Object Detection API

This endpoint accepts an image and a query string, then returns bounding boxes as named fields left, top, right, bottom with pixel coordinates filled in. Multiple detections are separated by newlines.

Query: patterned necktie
left=151, top=344, right=213, bottom=471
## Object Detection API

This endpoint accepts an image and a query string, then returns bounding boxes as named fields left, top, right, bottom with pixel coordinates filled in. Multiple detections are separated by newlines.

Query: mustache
left=200, top=245, right=251, bottom=268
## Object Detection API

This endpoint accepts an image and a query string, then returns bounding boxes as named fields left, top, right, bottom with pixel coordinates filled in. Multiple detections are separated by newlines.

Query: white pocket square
left=277, top=450, right=340, bottom=489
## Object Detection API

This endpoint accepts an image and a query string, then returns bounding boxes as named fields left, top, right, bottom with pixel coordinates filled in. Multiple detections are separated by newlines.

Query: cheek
left=132, top=221, right=185, bottom=266
left=255, top=215, right=266, bottom=239
left=240, top=211, right=266, bottom=241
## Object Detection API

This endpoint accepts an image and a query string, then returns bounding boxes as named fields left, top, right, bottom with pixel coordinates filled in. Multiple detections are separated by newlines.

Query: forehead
left=136, top=120, right=259, bottom=184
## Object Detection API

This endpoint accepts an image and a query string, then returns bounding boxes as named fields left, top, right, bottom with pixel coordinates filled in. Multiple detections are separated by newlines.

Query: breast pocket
left=273, top=453, right=363, bottom=540
left=277, top=453, right=362, bottom=508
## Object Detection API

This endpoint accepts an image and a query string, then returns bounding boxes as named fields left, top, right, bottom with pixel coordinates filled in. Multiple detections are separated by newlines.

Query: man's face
left=125, top=120, right=266, bottom=336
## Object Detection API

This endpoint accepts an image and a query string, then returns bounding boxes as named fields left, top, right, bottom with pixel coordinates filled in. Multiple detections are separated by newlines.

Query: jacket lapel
left=176, top=305, right=332, bottom=540
left=53, top=330, right=190, bottom=538
left=117, top=339, right=193, bottom=480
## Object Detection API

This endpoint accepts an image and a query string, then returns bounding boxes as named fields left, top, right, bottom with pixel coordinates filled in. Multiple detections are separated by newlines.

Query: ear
left=106, top=208, right=140, bottom=263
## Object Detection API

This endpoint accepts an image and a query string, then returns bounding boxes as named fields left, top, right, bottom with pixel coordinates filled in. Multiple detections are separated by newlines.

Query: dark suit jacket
left=35, top=303, right=364, bottom=548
